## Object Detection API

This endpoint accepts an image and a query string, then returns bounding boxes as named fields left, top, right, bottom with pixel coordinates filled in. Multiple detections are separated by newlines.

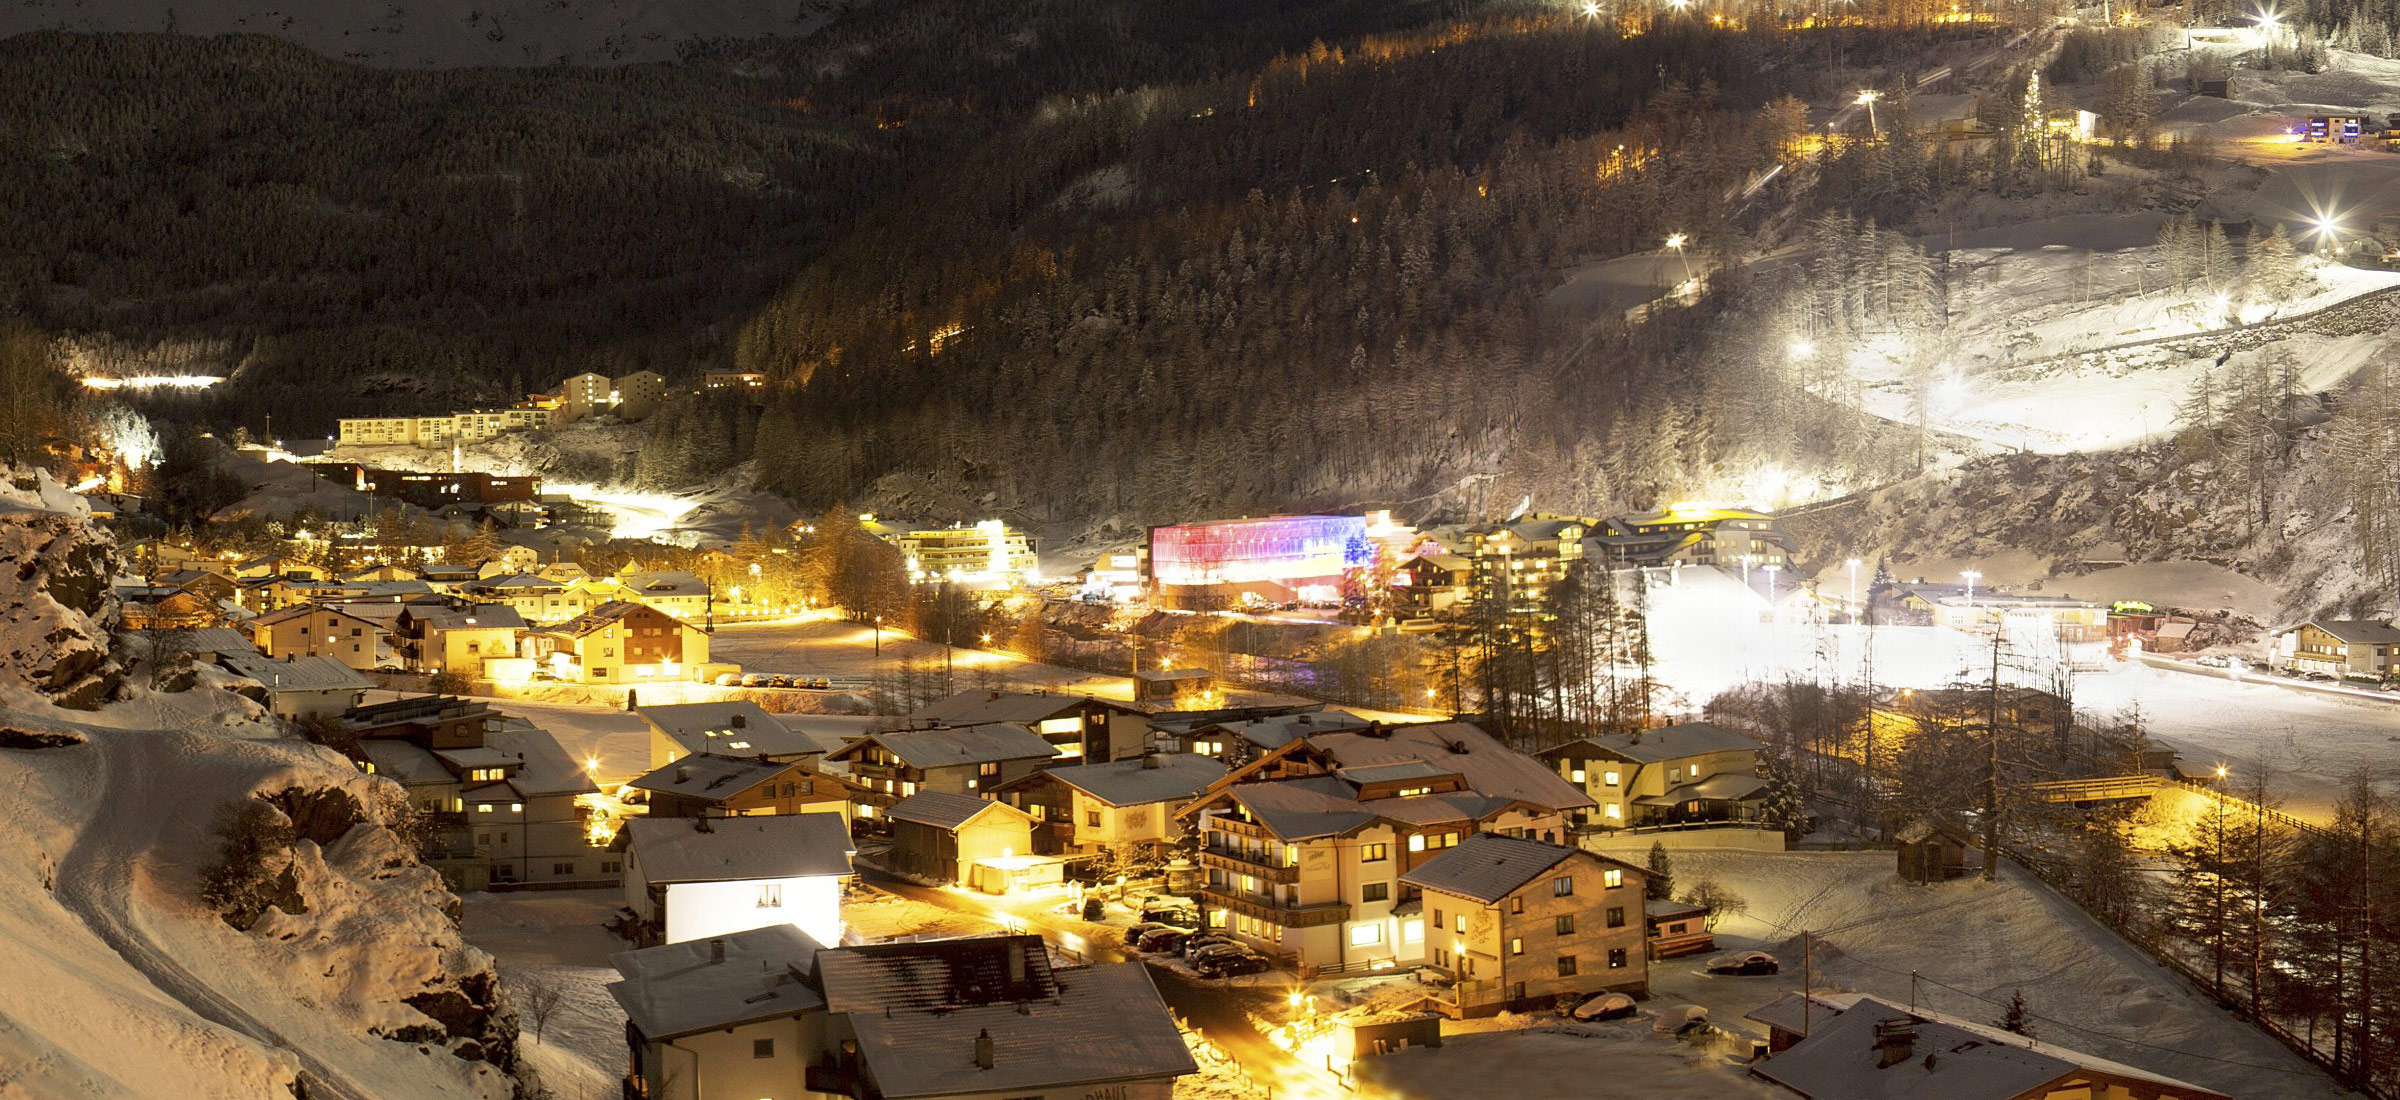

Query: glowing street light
left=1664, top=232, right=1695, bottom=282
left=1855, top=89, right=1881, bottom=137
left=1789, top=338, right=1816, bottom=360
left=1581, top=0, right=1602, bottom=15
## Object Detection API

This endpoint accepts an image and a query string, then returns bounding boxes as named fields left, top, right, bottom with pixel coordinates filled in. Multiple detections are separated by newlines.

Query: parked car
left=1705, top=951, right=1780, bottom=976
left=1140, top=900, right=1200, bottom=926
left=1123, top=921, right=1179, bottom=946
left=1137, top=927, right=1192, bottom=954
left=1186, top=941, right=1249, bottom=965
left=808, top=677, right=832, bottom=689
left=741, top=673, right=772, bottom=688
left=1182, top=933, right=1239, bottom=959
left=1195, top=952, right=1273, bottom=978
left=712, top=673, right=741, bottom=686
left=1653, top=1005, right=1711, bottom=1037
left=1569, top=992, right=1637, bottom=1022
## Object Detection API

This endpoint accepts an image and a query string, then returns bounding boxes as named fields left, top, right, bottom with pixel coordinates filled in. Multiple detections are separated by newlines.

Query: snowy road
left=51, top=728, right=380, bottom=1100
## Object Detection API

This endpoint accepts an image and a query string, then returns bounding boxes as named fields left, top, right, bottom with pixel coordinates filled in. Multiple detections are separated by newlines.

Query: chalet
left=639, top=700, right=822, bottom=770
left=1399, top=835, right=1649, bottom=1017
left=340, top=693, right=502, bottom=750
left=609, top=930, right=1194, bottom=1100
left=1645, top=898, right=1714, bottom=959
left=117, top=585, right=224, bottom=630
left=627, top=753, right=857, bottom=823
left=1539, top=722, right=1771, bottom=833
left=247, top=604, right=388, bottom=669
left=994, top=751, right=1226, bottom=858
left=217, top=652, right=371, bottom=720
left=1895, top=818, right=1972, bottom=884
left=1393, top=552, right=1473, bottom=616
left=908, top=689, right=1153, bottom=763
left=620, top=813, right=855, bottom=947
left=823, top=723, right=1059, bottom=823
left=152, top=568, right=238, bottom=606
left=528, top=600, right=716, bottom=684
left=883, top=791, right=1038, bottom=887
left=2271, top=619, right=2400, bottom=680
left=396, top=604, right=526, bottom=677
left=1150, top=704, right=1372, bottom=764
left=1458, top=514, right=1598, bottom=610
left=1744, top=993, right=2231, bottom=1100
left=231, top=555, right=328, bottom=582
left=1587, top=502, right=1793, bottom=569
left=1177, top=720, right=1595, bottom=972
left=457, top=718, right=603, bottom=885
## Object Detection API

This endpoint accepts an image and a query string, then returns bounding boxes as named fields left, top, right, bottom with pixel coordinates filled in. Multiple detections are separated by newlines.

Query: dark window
left=1606, top=906, right=1626, bottom=929
left=1509, top=897, right=1524, bottom=915
left=1553, top=875, right=1574, bottom=897
left=1555, top=914, right=1575, bottom=936
left=753, top=1038, right=775, bottom=1059
left=1362, top=882, right=1391, bottom=903
left=1557, top=956, right=1578, bottom=977
left=1609, top=948, right=1629, bottom=969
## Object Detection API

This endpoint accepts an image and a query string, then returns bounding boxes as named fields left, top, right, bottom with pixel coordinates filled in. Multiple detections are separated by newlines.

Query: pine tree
left=1997, top=989, right=2036, bottom=1037
left=1646, top=841, right=1675, bottom=901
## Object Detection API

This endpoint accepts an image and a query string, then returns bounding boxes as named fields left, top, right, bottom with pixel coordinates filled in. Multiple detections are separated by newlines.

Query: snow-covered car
left=1705, top=951, right=1780, bottom=976
left=741, top=673, right=772, bottom=688
left=1653, top=1005, right=1710, bottom=1036
left=1187, top=942, right=1250, bottom=966
left=1195, top=952, right=1272, bottom=978
left=1123, top=921, right=1180, bottom=946
left=1181, top=933, right=1239, bottom=959
left=1569, top=992, right=1637, bottom=1021
left=1137, top=927, right=1192, bottom=954
left=712, top=673, right=741, bottom=686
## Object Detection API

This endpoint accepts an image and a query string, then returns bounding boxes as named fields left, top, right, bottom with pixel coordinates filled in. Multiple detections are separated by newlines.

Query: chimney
left=675, top=765, right=691, bottom=783
left=974, top=1028, right=995, bottom=1070
left=732, top=714, right=747, bottom=729
left=1874, top=1020, right=1917, bottom=1068
left=1142, top=750, right=1161, bottom=770
left=709, top=938, right=725, bottom=963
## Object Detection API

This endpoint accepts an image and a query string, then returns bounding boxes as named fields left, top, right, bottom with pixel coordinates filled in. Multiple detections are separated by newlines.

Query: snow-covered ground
left=1659, top=850, right=2350, bottom=1100
left=2035, top=560, right=2283, bottom=619
left=0, top=0, right=858, bottom=68
left=1357, top=1024, right=1772, bottom=1099
left=458, top=890, right=627, bottom=1100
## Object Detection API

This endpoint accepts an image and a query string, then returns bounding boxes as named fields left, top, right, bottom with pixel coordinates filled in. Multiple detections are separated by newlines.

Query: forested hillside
left=728, top=15, right=1995, bottom=522
left=0, top=0, right=1438, bottom=430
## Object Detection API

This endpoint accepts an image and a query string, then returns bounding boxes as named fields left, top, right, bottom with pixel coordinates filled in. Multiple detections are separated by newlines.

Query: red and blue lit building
left=1143, top=515, right=1371, bottom=608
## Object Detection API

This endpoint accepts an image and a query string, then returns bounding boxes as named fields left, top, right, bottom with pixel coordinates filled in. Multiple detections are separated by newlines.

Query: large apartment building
left=1177, top=720, right=1594, bottom=973
left=336, top=407, right=553, bottom=449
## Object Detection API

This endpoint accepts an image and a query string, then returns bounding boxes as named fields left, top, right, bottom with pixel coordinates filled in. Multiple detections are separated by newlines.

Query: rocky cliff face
left=0, top=468, right=120, bottom=706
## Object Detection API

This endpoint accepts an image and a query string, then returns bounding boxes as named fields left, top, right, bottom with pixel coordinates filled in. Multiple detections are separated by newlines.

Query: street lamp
left=1961, top=569, right=1981, bottom=610
left=874, top=614, right=884, bottom=656
left=1790, top=339, right=1816, bottom=360
left=1855, top=89, right=1881, bottom=137
left=1763, top=563, right=1782, bottom=610
left=1846, top=558, right=1862, bottom=619
left=1664, top=232, right=1695, bottom=283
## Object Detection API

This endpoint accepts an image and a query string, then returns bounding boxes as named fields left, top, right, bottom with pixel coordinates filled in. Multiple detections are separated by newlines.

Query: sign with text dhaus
left=1083, top=1083, right=1171, bottom=1100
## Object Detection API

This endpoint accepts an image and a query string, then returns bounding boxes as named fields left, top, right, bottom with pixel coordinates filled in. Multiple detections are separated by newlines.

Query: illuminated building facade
left=897, top=520, right=1037, bottom=590
left=1143, top=514, right=1371, bottom=608
left=1589, top=502, right=1793, bottom=569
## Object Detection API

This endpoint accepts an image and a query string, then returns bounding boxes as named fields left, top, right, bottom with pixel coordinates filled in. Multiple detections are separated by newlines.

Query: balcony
left=1199, top=886, right=1350, bottom=928
left=1199, top=847, right=1299, bottom=883
left=1205, top=815, right=1271, bottom=840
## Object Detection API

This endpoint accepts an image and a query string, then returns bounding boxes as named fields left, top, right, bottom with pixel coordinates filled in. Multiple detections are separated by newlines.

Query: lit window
left=1361, top=843, right=1388, bottom=862
left=1604, top=804, right=1622, bottom=820
left=1603, top=770, right=1620, bottom=786
left=476, top=804, right=493, bottom=814
left=1402, top=920, right=1424, bottom=944
left=1349, top=923, right=1384, bottom=947
left=1408, top=835, right=1426, bottom=852
left=1570, top=769, right=1587, bottom=784
left=1509, top=937, right=1523, bottom=956
left=1604, top=869, right=1624, bottom=889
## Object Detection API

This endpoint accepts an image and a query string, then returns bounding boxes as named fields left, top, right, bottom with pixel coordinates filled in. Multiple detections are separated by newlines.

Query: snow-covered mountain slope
left=0, top=467, right=535, bottom=1100
left=0, top=0, right=856, bottom=68
left=0, top=470, right=119, bottom=707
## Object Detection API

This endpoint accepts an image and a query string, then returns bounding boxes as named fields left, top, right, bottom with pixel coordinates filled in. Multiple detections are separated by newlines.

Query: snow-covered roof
left=625, top=570, right=709, bottom=596
left=1746, top=993, right=2228, bottom=1100
left=413, top=604, right=527, bottom=632
left=908, top=689, right=1138, bottom=726
left=624, top=813, right=854, bottom=885
left=885, top=791, right=1030, bottom=831
left=626, top=754, right=797, bottom=801
left=817, top=938, right=1194, bottom=1100
left=1399, top=835, right=1616, bottom=903
left=432, top=745, right=518, bottom=770
left=488, top=719, right=601, bottom=798
left=2301, top=619, right=2400, bottom=645
left=1201, top=707, right=1373, bottom=750
left=217, top=652, right=372, bottom=694
left=1302, top=722, right=1593, bottom=812
left=639, top=701, right=820, bottom=759
left=1638, top=771, right=1770, bottom=806
left=1338, top=760, right=1456, bottom=785
left=1221, top=776, right=1378, bottom=841
left=252, top=604, right=385, bottom=630
left=551, top=599, right=691, bottom=636
left=828, top=723, right=1060, bottom=770
left=360, top=740, right=453, bottom=787
left=608, top=924, right=826, bottom=1042
left=1038, top=753, right=1228, bottom=807
left=1544, top=721, right=1764, bottom=764
left=178, top=627, right=259, bottom=656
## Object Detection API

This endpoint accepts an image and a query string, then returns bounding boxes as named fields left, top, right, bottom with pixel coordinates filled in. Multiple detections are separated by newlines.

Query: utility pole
left=1983, top=628, right=2002, bottom=881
